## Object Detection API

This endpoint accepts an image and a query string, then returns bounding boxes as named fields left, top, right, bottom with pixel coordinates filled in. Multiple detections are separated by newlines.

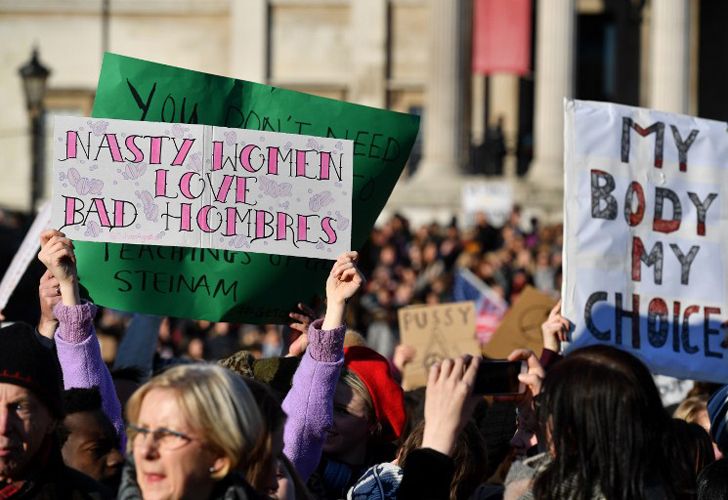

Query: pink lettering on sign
left=148, top=137, right=163, bottom=165
left=212, top=141, right=224, bottom=171
left=179, top=172, right=203, bottom=199
left=93, top=199, right=112, bottom=228
left=319, top=151, right=331, bottom=180
left=66, top=131, right=79, bottom=159
left=267, top=147, right=280, bottom=175
left=297, top=214, right=310, bottom=241
left=295, top=150, right=308, bottom=177
left=125, top=135, right=144, bottom=163
left=102, top=134, right=124, bottom=162
left=235, top=176, right=253, bottom=205
left=240, top=144, right=262, bottom=173
left=180, top=203, right=192, bottom=231
left=65, top=197, right=81, bottom=225
left=155, top=170, right=171, bottom=197
left=197, top=205, right=222, bottom=233
left=255, top=210, right=267, bottom=239
left=113, top=200, right=127, bottom=227
left=171, top=138, right=196, bottom=166
left=224, top=207, right=239, bottom=236
left=321, top=216, right=337, bottom=244
left=213, top=175, right=234, bottom=203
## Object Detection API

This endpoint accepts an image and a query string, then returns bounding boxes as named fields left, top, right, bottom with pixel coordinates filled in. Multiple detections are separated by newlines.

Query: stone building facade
left=1, top=0, right=723, bottom=225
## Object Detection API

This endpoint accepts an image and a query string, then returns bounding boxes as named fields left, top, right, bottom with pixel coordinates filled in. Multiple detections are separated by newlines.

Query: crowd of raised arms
left=0, top=208, right=726, bottom=500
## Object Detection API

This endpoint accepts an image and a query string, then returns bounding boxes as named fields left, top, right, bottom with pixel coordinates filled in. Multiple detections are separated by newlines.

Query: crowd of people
left=0, top=210, right=726, bottom=499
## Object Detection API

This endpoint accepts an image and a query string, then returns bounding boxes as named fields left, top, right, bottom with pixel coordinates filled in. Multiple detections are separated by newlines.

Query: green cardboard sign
left=74, top=53, right=419, bottom=323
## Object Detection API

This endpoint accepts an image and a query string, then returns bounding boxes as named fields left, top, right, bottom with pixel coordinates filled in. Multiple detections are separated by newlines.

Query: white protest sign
left=462, top=180, right=513, bottom=227
left=563, top=99, right=728, bottom=383
left=0, top=202, right=52, bottom=312
left=52, top=116, right=353, bottom=260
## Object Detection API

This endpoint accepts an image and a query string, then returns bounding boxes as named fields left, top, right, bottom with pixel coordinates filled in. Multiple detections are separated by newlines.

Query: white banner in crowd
left=52, top=116, right=353, bottom=260
left=562, top=99, right=728, bottom=383
left=461, top=180, right=513, bottom=227
left=0, top=202, right=52, bottom=313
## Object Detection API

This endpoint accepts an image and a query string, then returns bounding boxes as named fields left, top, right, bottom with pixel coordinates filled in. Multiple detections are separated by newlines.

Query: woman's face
left=132, top=388, right=224, bottom=500
left=322, top=382, right=371, bottom=464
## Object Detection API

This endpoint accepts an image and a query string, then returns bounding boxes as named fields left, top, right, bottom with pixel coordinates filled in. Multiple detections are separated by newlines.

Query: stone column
left=528, top=0, right=575, bottom=190
left=349, top=0, right=387, bottom=108
left=489, top=74, right=520, bottom=178
left=229, top=0, right=267, bottom=82
left=416, top=0, right=470, bottom=180
left=649, top=0, right=690, bottom=114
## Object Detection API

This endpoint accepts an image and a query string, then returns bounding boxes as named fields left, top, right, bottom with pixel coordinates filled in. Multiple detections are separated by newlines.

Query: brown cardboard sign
left=482, top=286, right=557, bottom=358
left=398, top=301, right=480, bottom=390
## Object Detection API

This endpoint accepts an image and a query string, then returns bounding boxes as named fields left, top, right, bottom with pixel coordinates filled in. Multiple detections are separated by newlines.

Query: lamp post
left=18, top=48, right=51, bottom=213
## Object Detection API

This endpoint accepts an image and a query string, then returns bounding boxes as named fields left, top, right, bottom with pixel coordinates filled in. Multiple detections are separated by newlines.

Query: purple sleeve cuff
left=306, top=318, right=346, bottom=363
left=53, top=301, right=97, bottom=344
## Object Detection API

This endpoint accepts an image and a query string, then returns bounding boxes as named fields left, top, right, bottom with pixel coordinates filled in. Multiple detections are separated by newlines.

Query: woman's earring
left=209, top=466, right=217, bottom=473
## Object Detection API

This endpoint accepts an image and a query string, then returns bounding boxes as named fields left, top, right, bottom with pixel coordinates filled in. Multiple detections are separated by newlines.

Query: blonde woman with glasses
left=118, top=364, right=267, bottom=500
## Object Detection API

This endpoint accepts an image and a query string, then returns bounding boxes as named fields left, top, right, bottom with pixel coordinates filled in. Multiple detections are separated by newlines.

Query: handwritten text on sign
left=52, top=116, right=353, bottom=260
left=563, top=100, right=728, bottom=382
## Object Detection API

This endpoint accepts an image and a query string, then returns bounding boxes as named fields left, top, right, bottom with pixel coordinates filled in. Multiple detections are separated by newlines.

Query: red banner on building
left=472, top=0, right=532, bottom=75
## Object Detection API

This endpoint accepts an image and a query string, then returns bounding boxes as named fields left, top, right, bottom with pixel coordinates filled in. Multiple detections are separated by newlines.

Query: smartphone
left=473, top=359, right=527, bottom=395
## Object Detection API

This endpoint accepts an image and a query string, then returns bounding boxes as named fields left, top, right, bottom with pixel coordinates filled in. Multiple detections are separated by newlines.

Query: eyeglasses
left=127, top=424, right=195, bottom=451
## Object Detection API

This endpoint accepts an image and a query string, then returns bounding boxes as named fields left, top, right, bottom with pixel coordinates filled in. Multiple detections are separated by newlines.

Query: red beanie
left=344, top=346, right=405, bottom=441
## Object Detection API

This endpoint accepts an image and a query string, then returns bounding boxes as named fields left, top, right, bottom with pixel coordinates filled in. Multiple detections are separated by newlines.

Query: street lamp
left=18, top=48, right=51, bottom=213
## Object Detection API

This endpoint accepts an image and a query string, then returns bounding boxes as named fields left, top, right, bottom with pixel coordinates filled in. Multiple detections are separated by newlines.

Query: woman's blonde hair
left=126, top=363, right=263, bottom=478
left=674, top=394, right=709, bottom=423
left=340, top=369, right=374, bottom=420
left=340, top=368, right=384, bottom=438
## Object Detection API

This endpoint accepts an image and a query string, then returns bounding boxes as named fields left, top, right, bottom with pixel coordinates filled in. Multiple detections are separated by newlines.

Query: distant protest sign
left=72, top=53, right=419, bottom=323
left=52, top=116, right=353, bottom=260
left=398, top=302, right=479, bottom=390
left=461, top=180, right=513, bottom=227
left=563, top=99, right=728, bottom=382
left=482, top=286, right=555, bottom=359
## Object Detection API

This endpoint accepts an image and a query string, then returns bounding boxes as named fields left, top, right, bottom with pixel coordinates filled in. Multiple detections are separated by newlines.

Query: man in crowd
left=59, top=388, right=123, bottom=492
left=0, top=322, right=107, bottom=498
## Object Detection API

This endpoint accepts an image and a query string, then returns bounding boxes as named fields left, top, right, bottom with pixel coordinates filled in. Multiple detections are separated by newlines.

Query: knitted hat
left=344, top=346, right=405, bottom=441
left=708, top=384, right=728, bottom=454
left=0, top=323, right=64, bottom=418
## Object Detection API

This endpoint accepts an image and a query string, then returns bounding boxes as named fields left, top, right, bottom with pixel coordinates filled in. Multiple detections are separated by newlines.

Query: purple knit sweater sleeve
left=282, top=318, right=346, bottom=481
left=53, top=301, right=126, bottom=449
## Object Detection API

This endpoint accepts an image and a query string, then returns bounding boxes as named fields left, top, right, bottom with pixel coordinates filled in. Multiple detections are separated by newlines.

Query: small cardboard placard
left=482, top=286, right=556, bottom=358
left=398, top=301, right=480, bottom=390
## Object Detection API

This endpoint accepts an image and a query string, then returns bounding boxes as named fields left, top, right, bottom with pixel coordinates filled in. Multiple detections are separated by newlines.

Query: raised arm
left=282, top=251, right=364, bottom=481
left=539, top=300, right=570, bottom=370
left=38, top=229, right=125, bottom=447
left=398, top=356, right=480, bottom=500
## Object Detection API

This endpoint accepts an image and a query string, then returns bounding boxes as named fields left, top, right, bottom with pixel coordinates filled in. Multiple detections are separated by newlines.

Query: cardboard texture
left=398, top=301, right=479, bottom=390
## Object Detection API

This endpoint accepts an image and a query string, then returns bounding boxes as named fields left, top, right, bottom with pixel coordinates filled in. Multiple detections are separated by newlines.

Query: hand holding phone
left=507, top=348, right=545, bottom=398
